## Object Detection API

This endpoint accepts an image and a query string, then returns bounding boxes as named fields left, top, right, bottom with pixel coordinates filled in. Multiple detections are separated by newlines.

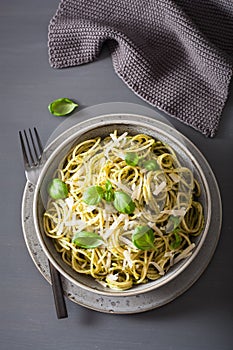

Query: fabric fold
left=48, top=0, right=233, bottom=137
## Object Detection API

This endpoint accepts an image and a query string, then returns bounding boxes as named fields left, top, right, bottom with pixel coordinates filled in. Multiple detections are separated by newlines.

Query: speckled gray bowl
left=33, top=114, right=211, bottom=297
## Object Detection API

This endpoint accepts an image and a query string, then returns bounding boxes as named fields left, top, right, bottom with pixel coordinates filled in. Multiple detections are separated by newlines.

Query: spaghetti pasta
left=43, top=131, right=204, bottom=290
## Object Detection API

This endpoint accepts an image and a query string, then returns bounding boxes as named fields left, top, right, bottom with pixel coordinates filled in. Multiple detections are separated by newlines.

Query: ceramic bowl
left=33, top=114, right=211, bottom=296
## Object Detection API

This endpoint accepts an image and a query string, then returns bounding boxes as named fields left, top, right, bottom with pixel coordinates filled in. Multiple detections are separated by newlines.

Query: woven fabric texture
left=48, top=0, right=233, bottom=137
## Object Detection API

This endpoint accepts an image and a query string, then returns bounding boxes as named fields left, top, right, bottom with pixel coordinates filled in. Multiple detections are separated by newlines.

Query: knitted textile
left=48, top=0, right=233, bottom=137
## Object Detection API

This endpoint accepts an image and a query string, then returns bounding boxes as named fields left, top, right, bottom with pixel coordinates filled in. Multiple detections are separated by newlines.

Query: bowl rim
left=33, top=113, right=212, bottom=296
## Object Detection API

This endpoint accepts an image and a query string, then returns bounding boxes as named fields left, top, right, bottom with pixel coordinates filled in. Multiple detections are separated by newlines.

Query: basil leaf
left=72, top=231, right=104, bottom=248
left=104, top=180, right=114, bottom=202
left=48, top=98, right=78, bottom=116
left=166, top=215, right=180, bottom=232
left=104, top=190, right=114, bottom=202
left=105, top=180, right=112, bottom=192
left=125, top=152, right=139, bottom=166
left=83, top=186, right=104, bottom=205
left=113, top=191, right=135, bottom=214
left=47, top=178, right=69, bottom=199
left=170, top=215, right=180, bottom=228
left=142, top=159, right=159, bottom=171
left=132, top=226, right=155, bottom=250
left=170, top=231, right=182, bottom=249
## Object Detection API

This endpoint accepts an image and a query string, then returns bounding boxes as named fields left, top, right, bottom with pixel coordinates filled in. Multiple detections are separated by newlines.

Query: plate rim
left=21, top=103, right=222, bottom=313
left=33, top=113, right=213, bottom=296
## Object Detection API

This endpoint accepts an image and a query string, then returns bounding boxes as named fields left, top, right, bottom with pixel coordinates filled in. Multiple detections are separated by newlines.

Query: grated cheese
left=149, top=262, right=165, bottom=276
left=173, top=243, right=195, bottom=264
left=169, top=172, right=180, bottom=183
left=65, top=196, right=74, bottom=210
left=71, top=166, right=85, bottom=180
left=132, top=185, right=140, bottom=200
left=153, top=181, right=166, bottom=196
left=86, top=205, right=97, bottom=213
left=103, top=213, right=126, bottom=239
left=106, top=273, right=119, bottom=282
left=123, top=249, right=133, bottom=268
left=119, top=236, right=136, bottom=249
left=110, top=179, right=133, bottom=195
left=161, top=207, right=187, bottom=217
left=104, top=132, right=128, bottom=159
left=56, top=223, right=64, bottom=236
left=105, top=252, right=112, bottom=269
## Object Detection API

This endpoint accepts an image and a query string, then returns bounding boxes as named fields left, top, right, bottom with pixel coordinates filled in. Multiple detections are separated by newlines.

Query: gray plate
left=21, top=103, right=222, bottom=313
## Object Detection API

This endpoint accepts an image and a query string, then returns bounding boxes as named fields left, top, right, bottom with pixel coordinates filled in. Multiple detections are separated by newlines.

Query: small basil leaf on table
left=113, top=191, right=135, bottom=214
left=72, top=231, right=104, bottom=249
left=83, top=186, right=104, bottom=205
left=47, top=178, right=69, bottom=199
left=125, top=152, right=139, bottom=166
left=48, top=98, right=78, bottom=116
left=132, top=225, right=156, bottom=250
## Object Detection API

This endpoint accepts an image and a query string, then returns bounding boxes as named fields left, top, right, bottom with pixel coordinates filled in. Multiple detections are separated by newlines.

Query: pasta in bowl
left=34, top=115, right=210, bottom=296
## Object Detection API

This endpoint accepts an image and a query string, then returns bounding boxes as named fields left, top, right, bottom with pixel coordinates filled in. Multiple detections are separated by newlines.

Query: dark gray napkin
left=48, top=0, right=233, bottom=137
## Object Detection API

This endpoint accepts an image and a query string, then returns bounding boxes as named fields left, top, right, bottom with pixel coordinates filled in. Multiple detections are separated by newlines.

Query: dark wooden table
left=1, top=1, right=232, bottom=349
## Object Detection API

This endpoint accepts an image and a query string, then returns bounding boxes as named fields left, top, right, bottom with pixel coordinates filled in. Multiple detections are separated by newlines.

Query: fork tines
left=19, top=128, right=43, bottom=167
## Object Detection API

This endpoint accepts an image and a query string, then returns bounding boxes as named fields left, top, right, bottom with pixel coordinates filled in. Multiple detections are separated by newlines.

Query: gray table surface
left=1, top=1, right=233, bottom=349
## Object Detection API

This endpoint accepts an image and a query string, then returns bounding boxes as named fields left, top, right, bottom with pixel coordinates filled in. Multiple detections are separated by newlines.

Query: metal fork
left=19, top=127, right=68, bottom=319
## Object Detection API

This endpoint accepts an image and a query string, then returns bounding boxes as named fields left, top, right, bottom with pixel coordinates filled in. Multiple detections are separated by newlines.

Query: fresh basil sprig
left=132, top=225, right=156, bottom=250
left=104, top=180, right=114, bottom=202
left=83, top=186, right=104, bottom=205
left=72, top=231, right=104, bottom=249
left=47, top=178, right=69, bottom=199
left=125, top=152, right=139, bottom=166
left=83, top=183, right=135, bottom=214
left=48, top=98, right=78, bottom=116
left=113, top=191, right=136, bottom=214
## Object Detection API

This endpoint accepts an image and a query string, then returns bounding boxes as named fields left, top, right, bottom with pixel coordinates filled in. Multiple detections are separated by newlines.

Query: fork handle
left=48, top=260, right=68, bottom=319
